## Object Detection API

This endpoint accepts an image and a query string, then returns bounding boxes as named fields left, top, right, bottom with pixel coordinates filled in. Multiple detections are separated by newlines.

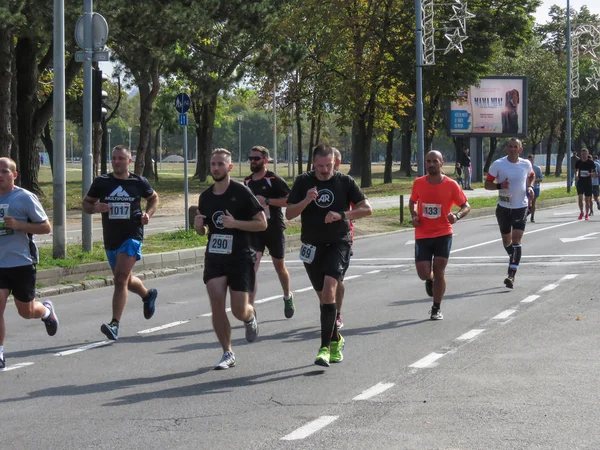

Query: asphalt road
left=2, top=202, right=598, bottom=449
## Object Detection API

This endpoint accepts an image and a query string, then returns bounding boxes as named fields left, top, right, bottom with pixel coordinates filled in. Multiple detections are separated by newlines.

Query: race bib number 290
left=299, top=243, right=316, bottom=264
left=209, top=234, right=233, bottom=254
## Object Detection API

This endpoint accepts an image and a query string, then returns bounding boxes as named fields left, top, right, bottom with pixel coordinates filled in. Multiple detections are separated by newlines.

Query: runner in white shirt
left=484, top=138, right=535, bottom=289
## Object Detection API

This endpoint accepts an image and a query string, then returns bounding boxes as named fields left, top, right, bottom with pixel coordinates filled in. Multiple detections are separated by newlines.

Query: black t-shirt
left=199, top=181, right=264, bottom=259
left=86, top=173, right=155, bottom=250
left=461, top=153, right=471, bottom=167
left=288, top=171, right=366, bottom=245
left=576, top=159, right=596, bottom=183
left=243, top=170, right=291, bottom=230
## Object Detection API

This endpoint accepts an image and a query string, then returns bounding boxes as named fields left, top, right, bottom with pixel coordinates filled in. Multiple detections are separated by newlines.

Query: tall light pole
left=107, top=128, right=111, bottom=161
left=566, top=0, right=572, bottom=193
left=273, top=81, right=277, bottom=173
left=128, top=126, right=132, bottom=150
left=415, top=0, right=425, bottom=177
left=237, top=114, right=243, bottom=177
left=70, top=132, right=74, bottom=162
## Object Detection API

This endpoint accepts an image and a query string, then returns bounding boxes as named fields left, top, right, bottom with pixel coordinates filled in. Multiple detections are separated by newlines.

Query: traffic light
left=92, top=68, right=109, bottom=123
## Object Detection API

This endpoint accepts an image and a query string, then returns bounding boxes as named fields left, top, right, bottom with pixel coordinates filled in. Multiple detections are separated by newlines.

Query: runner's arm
left=455, top=202, right=471, bottom=219
left=484, top=173, right=500, bottom=190
left=82, top=195, right=104, bottom=214
left=229, top=210, right=267, bottom=232
left=3, top=218, right=51, bottom=234
left=144, top=191, right=159, bottom=218
left=345, top=199, right=372, bottom=220
left=286, top=197, right=312, bottom=220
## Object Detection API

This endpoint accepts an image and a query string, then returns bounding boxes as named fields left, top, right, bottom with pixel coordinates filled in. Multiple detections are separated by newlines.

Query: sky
left=535, top=1, right=600, bottom=24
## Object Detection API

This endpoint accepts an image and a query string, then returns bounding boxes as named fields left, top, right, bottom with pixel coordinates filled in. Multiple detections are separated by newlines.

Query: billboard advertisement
left=449, top=76, right=528, bottom=137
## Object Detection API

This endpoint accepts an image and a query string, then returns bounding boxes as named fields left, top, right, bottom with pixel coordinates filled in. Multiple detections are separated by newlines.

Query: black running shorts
left=577, top=179, right=593, bottom=197
left=495, top=205, right=527, bottom=235
left=0, top=265, right=37, bottom=302
left=252, top=227, right=286, bottom=259
left=203, top=255, right=256, bottom=292
left=302, top=241, right=351, bottom=292
left=415, top=234, right=453, bottom=262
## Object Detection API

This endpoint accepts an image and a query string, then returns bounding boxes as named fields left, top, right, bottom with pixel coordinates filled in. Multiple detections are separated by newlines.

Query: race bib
left=580, top=170, right=590, bottom=177
left=208, top=234, right=233, bottom=254
left=422, top=203, right=441, bottom=219
left=108, top=202, right=131, bottom=219
left=299, top=243, right=316, bottom=264
left=498, top=192, right=512, bottom=204
left=0, top=204, right=13, bottom=236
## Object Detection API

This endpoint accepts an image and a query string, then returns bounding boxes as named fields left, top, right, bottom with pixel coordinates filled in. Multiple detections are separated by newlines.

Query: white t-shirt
left=488, top=156, right=533, bottom=209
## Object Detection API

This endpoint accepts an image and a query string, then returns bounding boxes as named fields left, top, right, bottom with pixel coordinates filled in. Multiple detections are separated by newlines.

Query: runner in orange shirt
left=409, top=150, right=470, bottom=320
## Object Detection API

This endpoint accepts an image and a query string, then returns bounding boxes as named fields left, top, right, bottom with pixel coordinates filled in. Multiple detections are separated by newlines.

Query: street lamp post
left=69, top=132, right=73, bottom=162
left=237, top=114, right=243, bottom=177
left=107, top=128, right=111, bottom=161
left=566, top=0, right=572, bottom=193
left=128, top=126, right=132, bottom=150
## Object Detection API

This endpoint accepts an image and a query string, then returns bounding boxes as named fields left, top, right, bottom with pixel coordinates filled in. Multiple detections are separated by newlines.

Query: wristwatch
left=340, top=210, right=346, bottom=219
left=265, top=198, right=270, bottom=205
left=455, top=213, right=461, bottom=221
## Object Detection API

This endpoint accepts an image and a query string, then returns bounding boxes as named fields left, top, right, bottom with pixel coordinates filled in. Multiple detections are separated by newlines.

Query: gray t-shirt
left=0, top=187, right=48, bottom=267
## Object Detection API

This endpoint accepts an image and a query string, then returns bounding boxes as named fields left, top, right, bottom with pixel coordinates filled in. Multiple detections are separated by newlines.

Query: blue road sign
left=175, top=93, right=191, bottom=113
left=179, top=113, right=188, bottom=126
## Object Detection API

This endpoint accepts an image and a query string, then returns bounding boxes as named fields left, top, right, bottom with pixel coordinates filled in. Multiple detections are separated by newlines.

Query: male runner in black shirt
left=287, top=143, right=372, bottom=367
left=244, top=146, right=294, bottom=318
left=83, top=145, right=159, bottom=340
left=195, top=148, right=267, bottom=370
left=575, top=148, right=596, bottom=220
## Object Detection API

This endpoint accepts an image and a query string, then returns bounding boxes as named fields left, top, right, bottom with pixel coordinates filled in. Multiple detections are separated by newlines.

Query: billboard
left=449, top=76, right=528, bottom=137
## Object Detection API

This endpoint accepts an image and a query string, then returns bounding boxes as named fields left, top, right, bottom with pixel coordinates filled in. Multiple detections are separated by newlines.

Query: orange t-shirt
left=410, top=175, right=467, bottom=240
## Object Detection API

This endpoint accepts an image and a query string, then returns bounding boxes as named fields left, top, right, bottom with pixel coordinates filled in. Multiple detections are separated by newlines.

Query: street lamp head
left=237, top=114, right=243, bottom=121
left=70, top=132, right=73, bottom=136
left=108, top=128, right=112, bottom=133
left=128, top=127, right=132, bottom=132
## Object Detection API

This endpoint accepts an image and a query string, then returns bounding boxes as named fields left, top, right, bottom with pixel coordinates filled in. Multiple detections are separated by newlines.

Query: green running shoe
left=314, top=346, right=330, bottom=367
left=330, top=334, right=345, bottom=363
left=283, top=294, right=295, bottom=319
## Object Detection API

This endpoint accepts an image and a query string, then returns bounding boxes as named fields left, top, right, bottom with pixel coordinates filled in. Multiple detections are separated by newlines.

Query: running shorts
left=414, top=234, right=453, bottom=262
left=0, top=264, right=37, bottom=302
left=495, top=205, right=527, bottom=235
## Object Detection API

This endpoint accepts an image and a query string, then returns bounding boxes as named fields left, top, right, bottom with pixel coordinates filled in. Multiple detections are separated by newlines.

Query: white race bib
left=0, top=204, right=8, bottom=223
left=580, top=170, right=590, bottom=177
left=299, top=243, right=316, bottom=264
left=208, top=234, right=233, bottom=254
left=422, top=203, right=442, bottom=219
left=108, top=202, right=131, bottom=219
left=498, top=192, right=512, bottom=204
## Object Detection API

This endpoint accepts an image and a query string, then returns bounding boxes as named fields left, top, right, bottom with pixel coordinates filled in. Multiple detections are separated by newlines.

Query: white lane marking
left=521, top=295, right=540, bottom=303
left=554, top=211, right=580, bottom=215
left=405, top=239, right=415, bottom=245
left=344, top=275, right=361, bottom=281
left=281, top=416, right=339, bottom=441
left=410, top=352, right=445, bottom=368
left=294, top=286, right=314, bottom=293
left=55, top=341, right=113, bottom=356
left=538, top=284, right=558, bottom=293
left=288, top=255, right=596, bottom=263
left=492, top=309, right=516, bottom=320
left=255, top=295, right=282, bottom=305
left=201, top=308, right=231, bottom=318
left=353, top=382, right=395, bottom=401
left=366, top=270, right=381, bottom=274
left=456, top=329, right=485, bottom=341
left=347, top=264, right=406, bottom=269
left=137, top=321, right=190, bottom=335
left=451, top=221, right=579, bottom=254
left=559, top=274, right=579, bottom=281
left=1, top=362, right=35, bottom=371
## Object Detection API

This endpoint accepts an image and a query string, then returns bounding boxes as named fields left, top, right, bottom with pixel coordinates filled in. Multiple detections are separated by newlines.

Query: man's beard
left=250, top=163, right=264, bottom=173
left=212, top=173, right=227, bottom=182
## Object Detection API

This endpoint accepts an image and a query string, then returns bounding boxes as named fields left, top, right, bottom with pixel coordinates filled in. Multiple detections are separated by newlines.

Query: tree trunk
left=193, top=91, right=217, bottom=182
left=400, top=114, right=413, bottom=176
left=545, top=132, right=554, bottom=176
left=92, top=121, right=102, bottom=177
left=0, top=27, right=13, bottom=158
left=100, top=117, right=108, bottom=174
left=384, top=127, right=394, bottom=184
left=349, top=120, right=361, bottom=176
left=143, top=129, right=154, bottom=179
left=555, top=119, right=567, bottom=177
left=10, top=47, right=18, bottom=165
left=41, top=122, right=53, bottom=174
left=295, top=102, right=303, bottom=174
left=307, top=115, right=315, bottom=173
left=153, top=124, right=161, bottom=182
left=484, top=137, right=497, bottom=173
left=133, top=63, right=160, bottom=175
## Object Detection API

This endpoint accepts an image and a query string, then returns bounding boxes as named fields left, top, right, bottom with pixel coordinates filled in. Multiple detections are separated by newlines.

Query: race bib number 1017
left=109, top=202, right=131, bottom=219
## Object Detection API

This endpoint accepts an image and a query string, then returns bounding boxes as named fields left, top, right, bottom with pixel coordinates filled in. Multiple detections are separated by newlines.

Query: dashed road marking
left=521, top=295, right=540, bottom=303
left=456, top=329, right=485, bottom=341
left=137, top=321, right=190, bottom=335
left=353, top=382, right=395, bottom=400
left=410, top=352, right=445, bottom=368
left=281, top=416, right=338, bottom=440
left=56, top=341, right=113, bottom=356
left=492, top=309, right=517, bottom=320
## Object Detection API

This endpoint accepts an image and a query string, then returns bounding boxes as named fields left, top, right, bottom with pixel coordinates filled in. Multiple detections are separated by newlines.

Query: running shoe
left=143, top=288, right=158, bottom=319
left=336, top=312, right=344, bottom=329
left=579, top=212, right=584, bottom=220
left=531, top=218, right=535, bottom=223
left=41, top=300, right=59, bottom=336
left=314, top=347, right=330, bottom=367
left=330, top=334, right=345, bottom=363
left=429, top=306, right=443, bottom=320
left=0, top=356, right=5, bottom=369
left=244, top=308, right=259, bottom=342
left=283, top=294, right=295, bottom=319
left=100, top=322, right=119, bottom=340
left=214, top=351, right=235, bottom=370
left=425, top=278, right=434, bottom=297
left=504, top=276, right=515, bottom=289
left=585, top=215, right=590, bottom=221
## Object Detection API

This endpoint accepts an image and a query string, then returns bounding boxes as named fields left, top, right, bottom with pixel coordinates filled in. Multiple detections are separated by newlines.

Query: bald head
left=426, top=150, right=443, bottom=163
left=425, top=150, right=444, bottom=177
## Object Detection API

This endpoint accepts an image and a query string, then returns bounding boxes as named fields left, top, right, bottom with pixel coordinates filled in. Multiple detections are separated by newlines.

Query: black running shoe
left=41, top=300, right=59, bottom=336
left=504, top=276, right=514, bottom=289
left=429, top=306, right=443, bottom=320
left=0, top=356, right=5, bottom=369
left=101, top=322, right=119, bottom=340
left=143, top=288, right=158, bottom=320
left=425, top=278, right=434, bottom=297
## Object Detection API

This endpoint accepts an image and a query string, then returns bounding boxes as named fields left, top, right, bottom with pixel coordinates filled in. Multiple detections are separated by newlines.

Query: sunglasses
left=248, top=156, right=263, bottom=161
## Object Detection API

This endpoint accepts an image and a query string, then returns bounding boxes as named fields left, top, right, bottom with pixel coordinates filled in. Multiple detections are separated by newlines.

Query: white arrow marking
left=559, top=232, right=600, bottom=243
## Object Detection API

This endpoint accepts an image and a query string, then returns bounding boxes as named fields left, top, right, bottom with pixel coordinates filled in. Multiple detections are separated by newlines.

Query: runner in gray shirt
left=0, top=157, right=59, bottom=370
